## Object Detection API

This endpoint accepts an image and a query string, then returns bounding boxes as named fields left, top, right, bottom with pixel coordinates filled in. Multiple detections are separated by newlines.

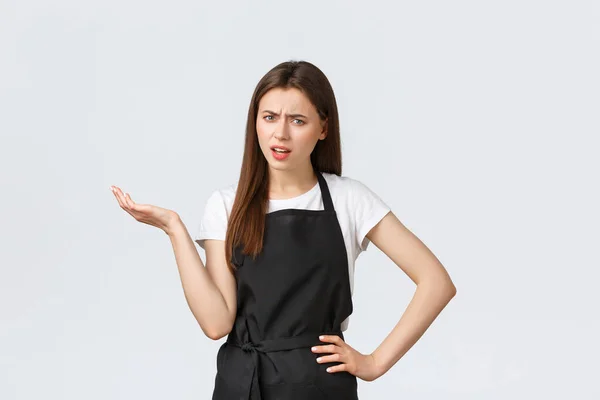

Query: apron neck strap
left=316, top=171, right=334, bottom=212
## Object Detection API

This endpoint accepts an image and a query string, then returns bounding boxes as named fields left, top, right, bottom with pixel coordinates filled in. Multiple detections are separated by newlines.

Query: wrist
left=164, top=212, right=183, bottom=237
left=370, top=351, right=388, bottom=379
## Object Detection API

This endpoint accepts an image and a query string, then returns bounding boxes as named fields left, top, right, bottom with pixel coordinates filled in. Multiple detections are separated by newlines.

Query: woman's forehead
left=259, top=87, right=314, bottom=114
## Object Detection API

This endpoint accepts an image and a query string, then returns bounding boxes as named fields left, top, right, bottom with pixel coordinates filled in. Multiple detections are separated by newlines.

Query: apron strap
left=316, top=171, right=334, bottom=212
left=226, top=330, right=345, bottom=400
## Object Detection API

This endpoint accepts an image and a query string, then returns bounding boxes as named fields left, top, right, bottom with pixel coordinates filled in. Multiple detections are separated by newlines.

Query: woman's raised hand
left=110, top=185, right=179, bottom=235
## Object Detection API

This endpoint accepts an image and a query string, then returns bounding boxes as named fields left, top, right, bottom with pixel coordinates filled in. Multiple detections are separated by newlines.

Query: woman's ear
left=320, top=118, right=328, bottom=140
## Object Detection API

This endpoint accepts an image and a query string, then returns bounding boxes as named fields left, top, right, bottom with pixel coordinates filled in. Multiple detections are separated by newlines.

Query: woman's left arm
left=365, top=211, right=457, bottom=377
left=313, top=211, right=457, bottom=381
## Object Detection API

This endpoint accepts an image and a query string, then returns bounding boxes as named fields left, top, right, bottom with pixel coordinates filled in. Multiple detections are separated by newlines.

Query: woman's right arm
left=110, top=185, right=236, bottom=340
left=167, top=216, right=237, bottom=340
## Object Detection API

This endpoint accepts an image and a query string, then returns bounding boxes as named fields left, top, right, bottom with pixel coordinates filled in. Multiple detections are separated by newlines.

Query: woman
left=111, top=60, right=457, bottom=399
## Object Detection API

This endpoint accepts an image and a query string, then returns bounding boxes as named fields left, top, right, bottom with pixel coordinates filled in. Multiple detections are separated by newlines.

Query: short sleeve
left=194, top=189, right=229, bottom=249
left=352, top=179, right=391, bottom=252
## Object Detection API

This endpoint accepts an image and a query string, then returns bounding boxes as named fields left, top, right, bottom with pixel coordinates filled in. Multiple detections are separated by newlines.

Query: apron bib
left=212, top=170, right=359, bottom=400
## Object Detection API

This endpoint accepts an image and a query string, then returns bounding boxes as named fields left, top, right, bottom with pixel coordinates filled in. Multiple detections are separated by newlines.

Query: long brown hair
left=224, top=60, right=342, bottom=272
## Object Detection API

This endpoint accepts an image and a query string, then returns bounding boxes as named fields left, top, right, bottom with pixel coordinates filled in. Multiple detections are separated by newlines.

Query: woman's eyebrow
left=262, top=110, right=308, bottom=119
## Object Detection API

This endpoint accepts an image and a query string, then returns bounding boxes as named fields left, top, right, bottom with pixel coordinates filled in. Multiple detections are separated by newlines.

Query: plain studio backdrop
left=1, top=0, right=598, bottom=399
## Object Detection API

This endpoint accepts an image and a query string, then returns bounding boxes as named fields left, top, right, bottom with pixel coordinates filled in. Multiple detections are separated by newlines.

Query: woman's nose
left=273, top=123, right=290, bottom=140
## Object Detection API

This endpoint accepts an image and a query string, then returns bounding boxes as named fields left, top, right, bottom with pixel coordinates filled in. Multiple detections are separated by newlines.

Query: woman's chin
left=267, top=162, right=292, bottom=171
left=262, top=155, right=292, bottom=170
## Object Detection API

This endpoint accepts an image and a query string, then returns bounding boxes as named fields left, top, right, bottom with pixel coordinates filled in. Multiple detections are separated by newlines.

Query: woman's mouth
left=271, top=146, right=291, bottom=161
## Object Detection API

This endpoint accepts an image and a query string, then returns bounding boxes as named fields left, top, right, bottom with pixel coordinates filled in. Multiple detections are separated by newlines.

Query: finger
left=122, top=193, right=141, bottom=217
left=311, top=344, right=341, bottom=354
left=111, top=187, right=127, bottom=209
left=112, top=188, right=136, bottom=218
left=125, top=193, right=136, bottom=209
left=115, top=188, right=131, bottom=210
left=326, top=363, right=348, bottom=373
left=316, top=353, right=343, bottom=364
left=319, top=335, right=343, bottom=345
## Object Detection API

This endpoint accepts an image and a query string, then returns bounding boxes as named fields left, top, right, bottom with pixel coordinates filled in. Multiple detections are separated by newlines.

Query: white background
left=1, top=0, right=599, bottom=398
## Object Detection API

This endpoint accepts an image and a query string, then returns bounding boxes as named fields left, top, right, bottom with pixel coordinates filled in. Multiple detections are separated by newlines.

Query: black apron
left=212, top=170, right=359, bottom=400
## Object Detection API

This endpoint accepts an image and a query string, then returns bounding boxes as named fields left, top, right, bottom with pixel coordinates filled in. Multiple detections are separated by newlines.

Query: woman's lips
left=271, top=148, right=291, bottom=161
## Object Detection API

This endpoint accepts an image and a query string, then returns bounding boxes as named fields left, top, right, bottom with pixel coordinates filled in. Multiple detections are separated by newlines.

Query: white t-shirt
left=194, top=172, right=391, bottom=331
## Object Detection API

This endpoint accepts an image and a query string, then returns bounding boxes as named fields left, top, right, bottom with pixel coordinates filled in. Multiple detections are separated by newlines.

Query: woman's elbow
left=203, top=325, right=231, bottom=341
left=447, top=282, right=457, bottom=298
left=437, top=273, right=457, bottom=298
left=422, top=275, right=457, bottom=299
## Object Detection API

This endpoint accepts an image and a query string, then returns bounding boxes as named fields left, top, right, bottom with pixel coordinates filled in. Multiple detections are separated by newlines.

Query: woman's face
left=256, top=87, right=327, bottom=172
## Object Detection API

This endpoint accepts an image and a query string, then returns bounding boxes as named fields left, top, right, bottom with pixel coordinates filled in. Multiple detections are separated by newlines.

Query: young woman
left=111, top=60, right=457, bottom=399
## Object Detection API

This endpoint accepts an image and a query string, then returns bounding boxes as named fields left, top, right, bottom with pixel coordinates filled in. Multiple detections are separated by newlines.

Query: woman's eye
left=293, top=119, right=305, bottom=125
left=264, top=115, right=274, bottom=121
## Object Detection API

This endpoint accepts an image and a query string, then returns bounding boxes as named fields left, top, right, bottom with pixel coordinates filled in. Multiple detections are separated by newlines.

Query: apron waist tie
left=226, top=330, right=344, bottom=400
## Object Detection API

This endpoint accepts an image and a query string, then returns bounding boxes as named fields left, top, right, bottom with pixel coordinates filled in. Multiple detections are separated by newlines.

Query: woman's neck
left=267, top=163, right=318, bottom=200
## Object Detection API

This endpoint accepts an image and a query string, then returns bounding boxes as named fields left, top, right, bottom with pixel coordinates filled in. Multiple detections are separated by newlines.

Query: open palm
left=110, top=185, right=178, bottom=234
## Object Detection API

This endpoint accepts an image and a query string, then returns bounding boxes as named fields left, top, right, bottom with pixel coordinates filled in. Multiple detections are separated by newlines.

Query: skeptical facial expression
left=256, top=87, right=327, bottom=171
